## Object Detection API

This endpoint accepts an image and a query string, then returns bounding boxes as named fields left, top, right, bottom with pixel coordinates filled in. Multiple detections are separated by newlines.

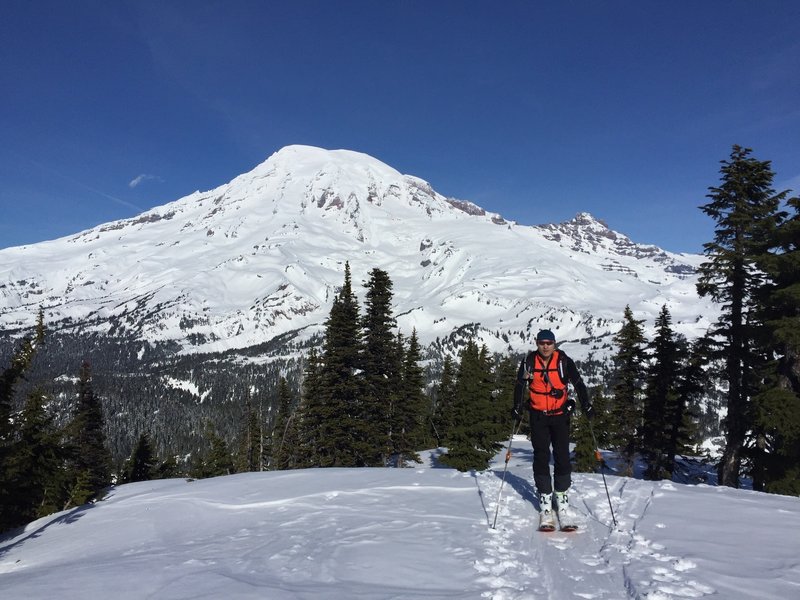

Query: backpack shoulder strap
left=555, top=349, right=568, bottom=380
left=522, top=351, right=537, bottom=379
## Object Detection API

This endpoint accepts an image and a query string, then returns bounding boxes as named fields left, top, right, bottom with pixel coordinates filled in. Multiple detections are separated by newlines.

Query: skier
left=512, top=329, right=594, bottom=531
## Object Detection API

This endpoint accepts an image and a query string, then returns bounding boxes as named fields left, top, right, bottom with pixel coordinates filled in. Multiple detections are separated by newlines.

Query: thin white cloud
left=29, top=158, right=144, bottom=213
left=129, top=173, right=164, bottom=188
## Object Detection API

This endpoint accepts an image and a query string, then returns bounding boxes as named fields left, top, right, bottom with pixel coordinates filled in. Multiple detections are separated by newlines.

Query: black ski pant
left=529, top=410, right=571, bottom=494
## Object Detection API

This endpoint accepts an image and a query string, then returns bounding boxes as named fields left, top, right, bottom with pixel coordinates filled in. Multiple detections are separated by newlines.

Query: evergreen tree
left=294, top=348, right=322, bottom=468
left=751, top=195, right=800, bottom=494
left=670, top=336, right=709, bottom=460
left=126, top=433, right=157, bottom=483
left=6, top=388, right=65, bottom=526
left=441, top=341, right=501, bottom=471
left=236, top=390, right=262, bottom=472
left=190, top=422, right=235, bottom=479
left=207, top=429, right=235, bottom=477
left=608, top=306, right=647, bottom=477
left=270, top=377, right=295, bottom=470
left=64, top=470, right=93, bottom=510
left=316, top=262, right=366, bottom=467
left=155, top=453, right=180, bottom=479
left=393, top=329, right=427, bottom=465
left=431, top=354, right=457, bottom=447
left=587, top=386, right=612, bottom=448
left=360, top=267, right=398, bottom=465
left=493, top=354, right=519, bottom=430
left=571, top=411, right=597, bottom=474
left=641, top=306, right=681, bottom=480
left=479, top=345, right=507, bottom=443
left=35, top=306, right=46, bottom=346
left=65, top=361, right=112, bottom=506
left=0, top=336, right=39, bottom=531
left=697, top=145, right=789, bottom=487
left=573, top=386, right=611, bottom=473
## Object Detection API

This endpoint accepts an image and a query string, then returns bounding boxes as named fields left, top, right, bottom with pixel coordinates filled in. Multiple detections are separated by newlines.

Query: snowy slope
left=0, top=146, right=717, bottom=361
left=1, top=439, right=797, bottom=600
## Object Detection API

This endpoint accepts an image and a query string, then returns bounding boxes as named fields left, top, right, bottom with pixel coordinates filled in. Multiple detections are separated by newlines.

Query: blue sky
left=2, top=1, right=798, bottom=253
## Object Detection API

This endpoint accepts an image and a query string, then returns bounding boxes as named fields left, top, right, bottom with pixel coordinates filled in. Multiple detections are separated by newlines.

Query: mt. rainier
left=0, top=145, right=716, bottom=362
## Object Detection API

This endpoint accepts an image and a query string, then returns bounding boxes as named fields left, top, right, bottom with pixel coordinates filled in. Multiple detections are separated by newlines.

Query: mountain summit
left=0, top=145, right=715, bottom=360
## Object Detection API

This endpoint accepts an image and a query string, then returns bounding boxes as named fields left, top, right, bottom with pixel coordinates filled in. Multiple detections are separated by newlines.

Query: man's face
left=537, top=340, right=555, bottom=359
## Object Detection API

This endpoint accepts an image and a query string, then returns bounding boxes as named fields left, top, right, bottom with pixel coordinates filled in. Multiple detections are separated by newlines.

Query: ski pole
left=491, top=418, right=523, bottom=530
left=588, top=420, right=617, bottom=528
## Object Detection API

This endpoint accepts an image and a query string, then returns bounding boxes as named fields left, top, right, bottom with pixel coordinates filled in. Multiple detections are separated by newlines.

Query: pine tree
left=360, top=267, right=398, bottom=465
left=641, top=306, right=681, bottom=480
left=35, top=306, right=45, bottom=345
left=441, top=341, right=501, bottom=471
left=670, top=337, right=708, bottom=461
left=126, top=433, right=157, bottom=483
left=270, top=377, right=295, bottom=470
left=697, top=145, right=790, bottom=487
left=431, top=354, right=457, bottom=447
left=0, top=336, right=39, bottom=531
left=294, top=348, right=322, bottom=468
left=571, top=411, right=597, bottom=474
left=573, top=386, right=610, bottom=473
left=588, top=386, right=612, bottom=449
left=751, top=195, right=800, bottom=494
left=316, top=262, right=367, bottom=467
left=190, top=422, right=235, bottom=478
left=393, top=329, right=427, bottom=465
left=609, top=306, right=647, bottom=477
left=6, top=388, right=65, bottom=526
left=65, top=470, right=93, bottom=509
left=237, top=390, right=262, bottom=472
left=155, top=453, right=180, bottom=479
left=493, top=354, right=519, bottom=430
left=65, top=361, right=112, bottom=506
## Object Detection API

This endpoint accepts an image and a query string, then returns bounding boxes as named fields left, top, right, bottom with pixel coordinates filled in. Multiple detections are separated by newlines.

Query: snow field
left=1, top=437, right=798, bottom=599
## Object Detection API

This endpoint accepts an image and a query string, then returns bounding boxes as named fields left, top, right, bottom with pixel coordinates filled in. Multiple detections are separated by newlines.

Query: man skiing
left=513, top=329, right=594, bottom=531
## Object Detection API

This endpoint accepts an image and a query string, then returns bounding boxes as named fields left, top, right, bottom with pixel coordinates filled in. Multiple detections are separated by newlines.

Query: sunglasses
left=537, top=340, right=554, bottom=346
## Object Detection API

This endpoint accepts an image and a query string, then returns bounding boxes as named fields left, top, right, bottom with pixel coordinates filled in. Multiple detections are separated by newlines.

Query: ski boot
left=555, top=490, right=578, bottom=531
left=538, top=492, right=556, bottom=532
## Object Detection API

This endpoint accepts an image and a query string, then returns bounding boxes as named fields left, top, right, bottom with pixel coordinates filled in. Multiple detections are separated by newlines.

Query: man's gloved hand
left=583, top=403, right=595, bottom=421
left=564, top=399, right=576, bottom=415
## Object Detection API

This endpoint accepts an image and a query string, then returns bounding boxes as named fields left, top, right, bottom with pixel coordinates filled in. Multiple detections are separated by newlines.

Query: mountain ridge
left=0, top=145, right=716, bottom=362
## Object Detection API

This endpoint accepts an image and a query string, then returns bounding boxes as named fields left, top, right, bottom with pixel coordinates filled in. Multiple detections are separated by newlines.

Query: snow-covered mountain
left=0, top=145, right=716, bottom=362
left=2, top=442, right=798, bottom=599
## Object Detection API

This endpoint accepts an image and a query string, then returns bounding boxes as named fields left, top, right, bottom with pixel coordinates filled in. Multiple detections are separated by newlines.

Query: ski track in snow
left=476, top=441, right=717, bottom=600
left=3, top=438, right=799, bottom=599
